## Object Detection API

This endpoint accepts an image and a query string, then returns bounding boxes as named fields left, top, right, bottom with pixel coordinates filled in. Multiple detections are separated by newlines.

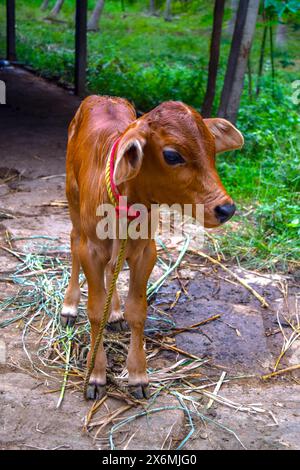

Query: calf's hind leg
left=61, top=226, right=81, bottom=327
left=106, top=262, right=126, bottom=331
left=61, top=174, right=82, bottom=327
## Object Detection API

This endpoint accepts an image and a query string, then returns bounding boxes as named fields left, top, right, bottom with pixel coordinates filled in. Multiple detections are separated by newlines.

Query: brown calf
left=61, top=96, right=244, bottom=400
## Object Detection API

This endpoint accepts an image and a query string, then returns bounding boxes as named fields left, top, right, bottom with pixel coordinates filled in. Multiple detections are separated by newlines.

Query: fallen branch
left=147, top=337, right=203, bottom=361
left=206, top=370, right=226, bottom=409
left=188, top=249, right=269, bottom=308
left=262, top=363, right=300, bottom=380
left=169, top=314, right=221, bottom=336
left=39, top=173, right=66, bottom=180
left=0, top=244, right=24, bottom=261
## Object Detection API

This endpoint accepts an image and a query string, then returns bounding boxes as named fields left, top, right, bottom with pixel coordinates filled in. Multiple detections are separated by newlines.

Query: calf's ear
left=113, top=130, right=146, bottom=186
left=204, top=118, right=244, bottom=154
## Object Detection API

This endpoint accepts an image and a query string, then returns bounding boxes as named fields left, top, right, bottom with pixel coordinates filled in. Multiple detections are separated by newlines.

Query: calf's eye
left=163, top=150, right=185, bottom=166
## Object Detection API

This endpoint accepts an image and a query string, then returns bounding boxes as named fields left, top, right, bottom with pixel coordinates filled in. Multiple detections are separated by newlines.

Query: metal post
left=6, top=0, right=16, bottom=62
left=75, top=0, right=87, bottom=97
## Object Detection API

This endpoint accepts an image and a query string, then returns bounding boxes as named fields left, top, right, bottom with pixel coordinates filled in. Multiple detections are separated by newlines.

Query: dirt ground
left=0, top=66, right=299, bottom=450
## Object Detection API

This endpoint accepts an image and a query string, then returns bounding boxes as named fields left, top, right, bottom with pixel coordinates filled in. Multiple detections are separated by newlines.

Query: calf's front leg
left=125, top=240, right=157, bottom=399
left=79, top=239, right=107, bottom=400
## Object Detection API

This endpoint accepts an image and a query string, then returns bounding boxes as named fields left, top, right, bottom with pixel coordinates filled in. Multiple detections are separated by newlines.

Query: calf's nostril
left=214, top=203, right=236, bottom=223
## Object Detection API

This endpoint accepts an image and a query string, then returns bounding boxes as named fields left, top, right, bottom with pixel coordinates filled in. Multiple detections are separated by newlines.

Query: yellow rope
left=83, top=148, right=128, bottom=398
left=105, top=150, right=117, bottom=206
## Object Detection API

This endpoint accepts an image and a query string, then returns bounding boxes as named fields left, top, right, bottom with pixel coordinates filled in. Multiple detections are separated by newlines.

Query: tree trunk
left=164, top=0, right=172, bottom=22
left=50, top=0, right=64, bottom=17
left=256, top=22, right=267, bottom=96
left=41, top=0, right=50, bottom=10
left=275, top=22, right=287, bottom=49
left=218, top=0, right=249, bottom=120
left=269, top=24, right=275, bottom=93
left=227, top=0, right=238, bottom=36
left=247, top=57, right=253, bottom=100
left=202, top=0, right=225, bottom=117
left=87, top=0, right=105, bottom=32
left=149, top=0, right=155, bottom=15
left=218, top=0, right=259, bottom=123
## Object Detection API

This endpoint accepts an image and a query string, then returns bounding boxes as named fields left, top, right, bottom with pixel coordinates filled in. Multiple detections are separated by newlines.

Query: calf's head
left=113, top=101, right=244, bottom=228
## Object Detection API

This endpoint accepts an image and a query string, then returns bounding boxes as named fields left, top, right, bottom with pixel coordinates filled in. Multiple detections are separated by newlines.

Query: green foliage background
left=0, top=0, right=299, bottom=270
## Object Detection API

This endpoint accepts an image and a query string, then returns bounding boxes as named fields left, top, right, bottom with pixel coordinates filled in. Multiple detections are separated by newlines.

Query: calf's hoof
left=85, top=382, right=107, bottom=400
left=128, top=383, right=150, bottom=400
left=61, top=305, right=77, bottom=327
left=107, top=319, right=128, bottom=332
left=107, top=310, right=128, bottom=331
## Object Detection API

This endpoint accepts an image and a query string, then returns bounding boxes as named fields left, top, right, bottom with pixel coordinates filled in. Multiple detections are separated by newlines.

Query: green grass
left=0, top=0, right=299, bottom=271
left=215, top=76, right=300, bottom=270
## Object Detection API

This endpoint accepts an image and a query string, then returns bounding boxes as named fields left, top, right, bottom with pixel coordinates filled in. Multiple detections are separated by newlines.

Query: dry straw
left=0, top=234, right=280, bottom=449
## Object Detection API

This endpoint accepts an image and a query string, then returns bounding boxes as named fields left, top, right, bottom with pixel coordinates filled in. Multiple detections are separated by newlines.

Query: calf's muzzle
left=214, top=202, right=236, bottom=224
